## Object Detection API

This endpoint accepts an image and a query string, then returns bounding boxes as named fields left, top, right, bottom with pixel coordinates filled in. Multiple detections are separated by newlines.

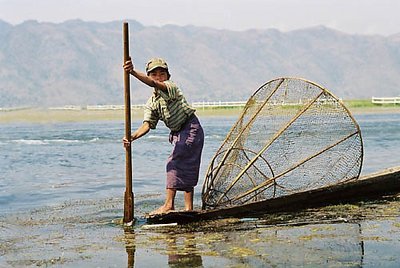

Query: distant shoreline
left=0, top=106, right=399, bottom=124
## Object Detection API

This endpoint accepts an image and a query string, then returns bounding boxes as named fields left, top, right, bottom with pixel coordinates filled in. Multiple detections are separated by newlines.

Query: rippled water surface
left=1, top=112, right=399, bottom=267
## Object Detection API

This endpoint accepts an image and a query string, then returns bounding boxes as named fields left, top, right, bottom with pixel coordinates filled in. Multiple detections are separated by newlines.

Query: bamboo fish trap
left=202, top=77, right=363, bottom=210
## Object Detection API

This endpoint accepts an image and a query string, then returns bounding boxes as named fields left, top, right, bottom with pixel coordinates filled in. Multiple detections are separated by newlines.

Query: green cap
left=145, top=58, right=169, bottom=74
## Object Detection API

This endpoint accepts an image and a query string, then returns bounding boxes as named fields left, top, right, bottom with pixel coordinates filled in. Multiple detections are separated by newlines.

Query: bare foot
left=149, top=205, right=174, bottom=216
left=184, top=209, right=194, bottom=212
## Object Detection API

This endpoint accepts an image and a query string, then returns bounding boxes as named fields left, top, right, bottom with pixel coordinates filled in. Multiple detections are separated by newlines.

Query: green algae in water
left=1, top=195, right=400, bottom=267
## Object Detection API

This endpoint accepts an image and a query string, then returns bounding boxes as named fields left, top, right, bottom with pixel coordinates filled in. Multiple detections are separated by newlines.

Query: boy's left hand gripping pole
left=123, top=22, right=134, bottom=224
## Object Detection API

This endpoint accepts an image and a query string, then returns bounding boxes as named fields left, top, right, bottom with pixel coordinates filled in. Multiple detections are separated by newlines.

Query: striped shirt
left=143, top=80, right=195, bottom=132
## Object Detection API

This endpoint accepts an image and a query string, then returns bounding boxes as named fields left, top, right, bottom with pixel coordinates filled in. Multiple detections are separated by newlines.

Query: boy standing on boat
left=123, top=57, right=204, bottom=215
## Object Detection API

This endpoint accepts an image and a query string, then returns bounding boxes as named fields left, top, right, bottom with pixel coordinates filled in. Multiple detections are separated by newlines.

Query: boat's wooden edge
left=145, top=210, right=201, bottom=224
left=145, top=166, right=400, bottom=224
left=359, top=166, right=400, bottom=181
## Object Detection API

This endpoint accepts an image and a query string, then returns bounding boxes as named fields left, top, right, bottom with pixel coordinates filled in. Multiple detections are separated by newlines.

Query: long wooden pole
left=123, top=22, right=134, bottom=224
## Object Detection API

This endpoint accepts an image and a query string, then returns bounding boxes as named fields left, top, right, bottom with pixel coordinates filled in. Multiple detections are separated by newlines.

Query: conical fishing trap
left=202, top=77, right=363, bottom=210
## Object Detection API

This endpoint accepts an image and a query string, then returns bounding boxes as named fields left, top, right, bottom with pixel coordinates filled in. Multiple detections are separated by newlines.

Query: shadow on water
left=1, top=194, right=399, bottom=267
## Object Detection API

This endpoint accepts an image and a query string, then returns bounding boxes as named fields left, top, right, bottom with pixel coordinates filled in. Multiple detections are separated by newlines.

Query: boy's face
left=149, top=68, right=169, bottom=82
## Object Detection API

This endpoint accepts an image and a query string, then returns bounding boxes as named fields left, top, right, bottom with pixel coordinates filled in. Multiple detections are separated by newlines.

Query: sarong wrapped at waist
left=166, top=115, right=204, bottom=191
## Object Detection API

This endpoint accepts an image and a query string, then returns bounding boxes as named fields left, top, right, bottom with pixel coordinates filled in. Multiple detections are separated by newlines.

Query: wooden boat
left=145, top=166, right=400, bottom=224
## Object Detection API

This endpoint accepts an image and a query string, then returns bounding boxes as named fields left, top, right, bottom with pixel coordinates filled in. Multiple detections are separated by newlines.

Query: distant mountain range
left=0, top=19, right=399, bottom=107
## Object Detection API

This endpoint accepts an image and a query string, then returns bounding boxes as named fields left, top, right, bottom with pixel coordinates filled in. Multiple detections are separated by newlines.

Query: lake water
left=1, top=112, right=399, bottom=267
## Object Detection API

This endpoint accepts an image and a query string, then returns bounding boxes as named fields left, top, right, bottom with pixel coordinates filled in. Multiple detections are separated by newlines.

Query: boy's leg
left=164, top=188, right=176, bottom=211
left=150, top=188, right=176, bottom=215
left=184, top=190, right=194, bottom=211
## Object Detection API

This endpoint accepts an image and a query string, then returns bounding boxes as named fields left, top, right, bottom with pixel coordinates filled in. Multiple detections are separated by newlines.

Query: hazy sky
left=1, top=0, right=399, bottom=35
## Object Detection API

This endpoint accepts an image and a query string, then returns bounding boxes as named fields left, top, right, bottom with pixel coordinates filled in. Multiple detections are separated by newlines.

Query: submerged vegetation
left=1, top=194, right=399, bottom=267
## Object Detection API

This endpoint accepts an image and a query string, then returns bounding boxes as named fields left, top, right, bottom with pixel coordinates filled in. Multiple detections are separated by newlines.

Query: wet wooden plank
left=145, top=166, right=400, bottom=224
left=146, top=210, right=201, bottom=224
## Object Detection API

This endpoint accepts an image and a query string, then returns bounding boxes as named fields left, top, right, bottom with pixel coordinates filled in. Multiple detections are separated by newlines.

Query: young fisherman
left=123, top=57, right=204, bottom=215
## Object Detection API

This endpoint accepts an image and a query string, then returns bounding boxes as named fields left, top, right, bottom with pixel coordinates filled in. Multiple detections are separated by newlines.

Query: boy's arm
left=131, top=121, right=151, bottom=141
left=123, top=121, right=151, bottom=148
left=124, top=59, right=167, bottom=91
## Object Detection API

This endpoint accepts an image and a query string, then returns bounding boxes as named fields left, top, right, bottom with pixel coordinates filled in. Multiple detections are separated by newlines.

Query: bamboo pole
left=123, top=22, right=134, bottom=224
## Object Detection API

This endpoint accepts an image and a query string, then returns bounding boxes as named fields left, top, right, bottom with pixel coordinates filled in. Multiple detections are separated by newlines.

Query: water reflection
left=1, top=196, right=398, bottom=267
left=358, top=223, right=365, bottom=266
left=123, top=227, right=136, bottom=268
left=166, top=233, right=203, bottom=268
left=134, top=219, right=372, bottom=267
left=123, top=196, right=400, bottom=267
left=217, top=222, right=364, bottom=266
left=122, top=226, right=204, bottom=268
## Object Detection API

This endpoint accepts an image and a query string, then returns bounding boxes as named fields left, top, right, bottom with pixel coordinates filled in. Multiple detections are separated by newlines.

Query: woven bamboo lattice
left=202, top=77, right=363, bottom=210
